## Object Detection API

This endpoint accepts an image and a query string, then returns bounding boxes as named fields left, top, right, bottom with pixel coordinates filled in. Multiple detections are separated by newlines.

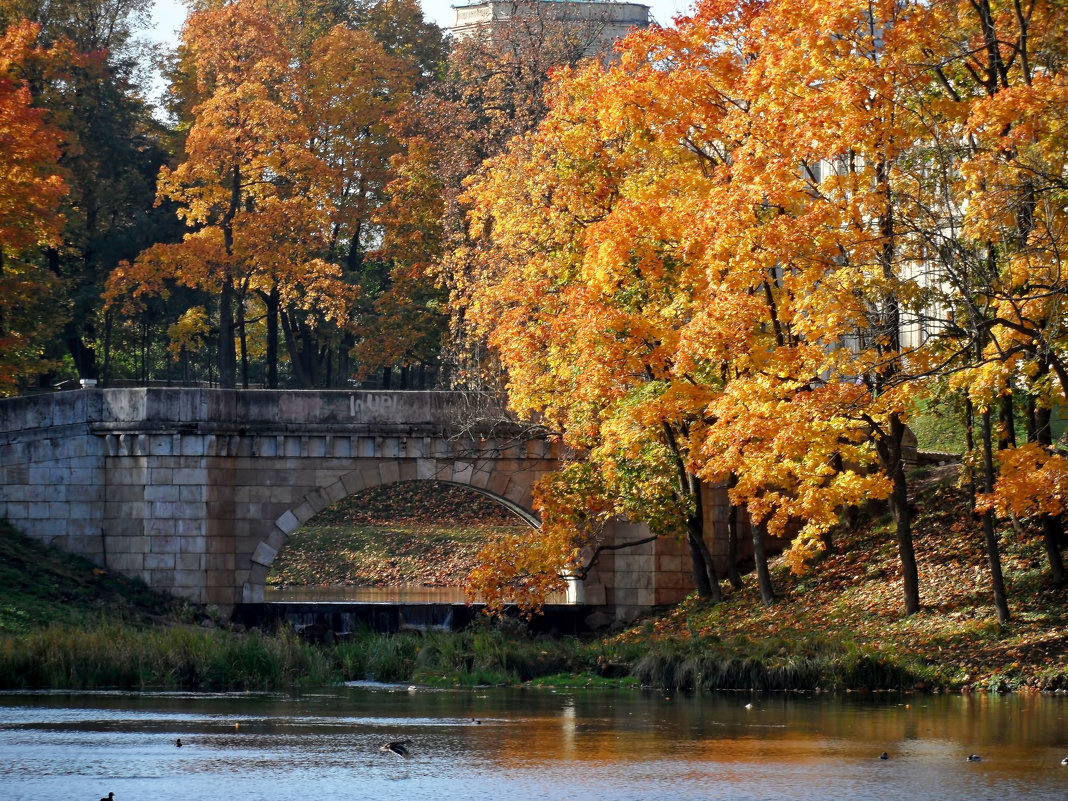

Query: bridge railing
left=0, top=387, right=536, bottom=439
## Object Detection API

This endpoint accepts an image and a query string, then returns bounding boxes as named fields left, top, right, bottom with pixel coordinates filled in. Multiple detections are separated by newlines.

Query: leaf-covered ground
left=615, top=464, right=1068, bottom=692
left=267, top=482, right=527, bottom=588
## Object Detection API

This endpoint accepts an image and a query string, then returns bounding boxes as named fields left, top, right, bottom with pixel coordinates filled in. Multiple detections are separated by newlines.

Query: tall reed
left=0, top=623, right=335, bottom=690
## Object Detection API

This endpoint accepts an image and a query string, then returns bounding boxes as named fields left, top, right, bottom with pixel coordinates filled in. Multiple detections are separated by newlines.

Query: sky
left=147, top=0, right=694, bottom=50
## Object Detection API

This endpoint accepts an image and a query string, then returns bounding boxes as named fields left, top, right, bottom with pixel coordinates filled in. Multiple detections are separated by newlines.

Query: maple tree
left=110, top=0, right=422, bottom=388
left=1, top=0, right=173, bottom=388
left=883, top=0, right=1068, bottom=613
left=462, top=0, right=941, bottom=611
left=0, top=21, right=68, bottom=394
left=950, top=0, right=1068, bottom=594
left=127, top=0, right=432, bottom=389
left=460, top=0, right=1068, bottom=617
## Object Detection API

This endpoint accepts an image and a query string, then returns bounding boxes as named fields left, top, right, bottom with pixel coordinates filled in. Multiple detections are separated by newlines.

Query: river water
left=1, top=686, right=1066, bottom=801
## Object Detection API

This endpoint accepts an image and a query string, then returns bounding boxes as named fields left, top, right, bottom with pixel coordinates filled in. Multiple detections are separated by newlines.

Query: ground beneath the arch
left=266, top=481, right=527, bottom=589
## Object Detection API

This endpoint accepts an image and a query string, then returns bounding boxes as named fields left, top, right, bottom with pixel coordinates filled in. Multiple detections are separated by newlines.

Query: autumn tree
left=0, top=20, right=67, bottom=393
left=146, top=0, right=432, bottom=388
left=462, top=0, right=993, bottom=614
left=883, top=0, right=1068, bottom=613
left=460, top=0, right=898, bottom=608
left=1, top=0, right=175, bottom=387
left=372, top=0, right=624, bottom=389
left=108, top=0, right=358, bottom=388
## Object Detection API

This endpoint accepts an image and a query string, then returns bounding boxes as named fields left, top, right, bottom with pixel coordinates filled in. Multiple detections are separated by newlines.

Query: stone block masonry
left=1, top=388, right=702, bottom=618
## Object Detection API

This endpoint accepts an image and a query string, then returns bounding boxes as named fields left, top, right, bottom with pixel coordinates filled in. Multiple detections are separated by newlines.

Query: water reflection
left=1, top=688, right=1066, bottom=801
left=264, top=584, right=473, bottom=603
left=262, top=584, right=568, bottom=603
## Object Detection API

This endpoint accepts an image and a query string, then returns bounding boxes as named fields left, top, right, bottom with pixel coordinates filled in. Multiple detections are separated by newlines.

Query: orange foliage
left=0, top=21, right=67, bottom=394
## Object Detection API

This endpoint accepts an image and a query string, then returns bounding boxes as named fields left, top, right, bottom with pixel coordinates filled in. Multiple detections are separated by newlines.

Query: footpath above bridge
left=0, top=388, right=694, bottom=618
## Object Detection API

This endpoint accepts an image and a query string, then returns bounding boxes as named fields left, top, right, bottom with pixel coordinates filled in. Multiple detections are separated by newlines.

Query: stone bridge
left=0, top=388, right=695, bottom=618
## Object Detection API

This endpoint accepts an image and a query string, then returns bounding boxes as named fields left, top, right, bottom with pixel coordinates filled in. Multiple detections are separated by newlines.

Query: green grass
left=907, top=393, right=967, bottom=453
left=0, top=519, right=186, bottom=634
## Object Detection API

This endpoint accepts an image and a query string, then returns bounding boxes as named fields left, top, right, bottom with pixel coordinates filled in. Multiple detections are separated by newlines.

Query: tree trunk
left=979, top=404, right=1011, bottom=622
left=279, top=308, right=313, bottom=388
left=265, top=287, right=279, bottom=389
left=690, top=475, right=721, bottom=602
left=750, top=519, right=774, bottom=604
left=876, top=413, right=920, bottom=615
left=102, top=309, right=112, bottom=387
left=219, top=162, right=240, bottom=390
left=686, top=529, right=714, bottom=599
left=237, top=293, right=249, bottom=389
left=998, top=393, right=1016, bottom=449
left=218, top=277, right=237, bottom=389
left=964, top=396, right=978, bottom=510
left=1032, top=390, right=1066, bottom=584
left=1041, top=514, right=1067, bottom=587
left=726, top=503, right=744, bottom=590
left=725, top=474, right=744, bottom=589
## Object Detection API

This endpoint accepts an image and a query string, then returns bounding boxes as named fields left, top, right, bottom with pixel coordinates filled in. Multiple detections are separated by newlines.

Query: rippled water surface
left=2, top=686, right=1066, bottom=801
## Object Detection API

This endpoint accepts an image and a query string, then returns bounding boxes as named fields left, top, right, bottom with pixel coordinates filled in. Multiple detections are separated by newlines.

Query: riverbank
left=614, top=466, right=1068, bottom=694
left=2, top=466, right=1067, bottom=693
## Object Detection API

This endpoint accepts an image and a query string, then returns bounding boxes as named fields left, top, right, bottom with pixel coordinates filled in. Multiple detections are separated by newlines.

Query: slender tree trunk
left=1041, top=514, right=1067, bottom=586
left=726, top=503, right=744, bottom=590
left=1033, top=393, right=1067, bottom=584
left=726, top=474, right=744, bottom=589
left=689, top=474, right=721, bottom=602
left=218, top=278, right=237, bottom=389
left=752, top=519, right=775, bottom=605
left=219, top=161, right=240, bottom=390
left=237, top=294, right=249, bottom=389
left=265, top=287, right=279, bottom=389
left=964, top=396, right=978, bottom=510
left=140, top=316, right=149, bottom=383
left=686, top=528, right=714, bottom=599
left=102, top=309, right=112, bottom=387
left=979, top=404, right=1012, bottom=622
left=339, top=336, right=352, bottom=386
left=279, top=308, right=312, bottom=388
left=876, top=414, right=920, bottom=615
left=998, top=393, right=1016, bottom=448
left=871, top=154, right=918, bottom=615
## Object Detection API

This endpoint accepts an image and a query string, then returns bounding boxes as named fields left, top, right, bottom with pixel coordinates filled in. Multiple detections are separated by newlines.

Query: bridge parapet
left=2, top=387, right=521, bottom=436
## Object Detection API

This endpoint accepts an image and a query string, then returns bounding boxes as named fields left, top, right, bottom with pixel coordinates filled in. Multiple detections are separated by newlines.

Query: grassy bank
left=3, top=466, right=1068, bottom=693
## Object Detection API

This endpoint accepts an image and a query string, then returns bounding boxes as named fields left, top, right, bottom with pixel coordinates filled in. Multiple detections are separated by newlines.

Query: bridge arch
left=244, top=463, right=541, bottom=603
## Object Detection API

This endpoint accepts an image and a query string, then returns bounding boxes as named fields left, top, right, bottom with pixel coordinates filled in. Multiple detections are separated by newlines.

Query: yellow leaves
left=167, top=307, right=211, bottom=357
left=978, top=442, right=1068, bottom=519
left=111, top=0, right=419, bottom=368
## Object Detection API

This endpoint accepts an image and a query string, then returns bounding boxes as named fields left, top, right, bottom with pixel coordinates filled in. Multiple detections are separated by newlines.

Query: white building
left=451, top=0, right=651, bottom=55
